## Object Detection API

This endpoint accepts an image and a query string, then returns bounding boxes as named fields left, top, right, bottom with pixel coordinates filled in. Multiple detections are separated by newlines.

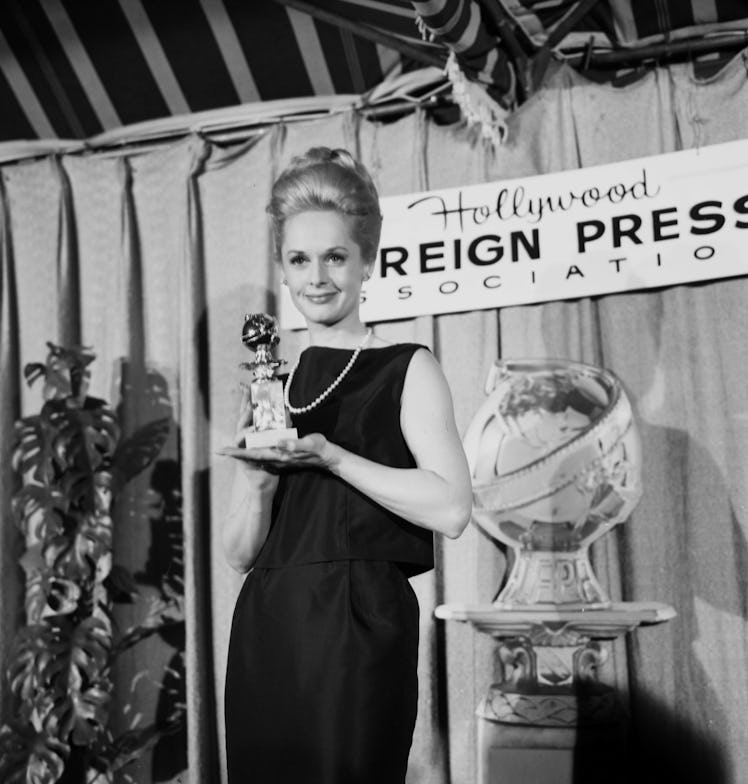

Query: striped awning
left=0, top=0, right=438, bottom=142
left=503, top=0, right=748, bottom=48
left=0, top=0, right=746, bottom=144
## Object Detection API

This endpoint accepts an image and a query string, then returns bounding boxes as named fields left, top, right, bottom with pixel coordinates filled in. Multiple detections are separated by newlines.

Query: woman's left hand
left=217, top=433, right=337, bottom=472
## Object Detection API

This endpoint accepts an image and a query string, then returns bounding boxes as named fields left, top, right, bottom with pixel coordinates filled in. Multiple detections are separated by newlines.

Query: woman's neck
left=306, top=320, right=370, bottom=349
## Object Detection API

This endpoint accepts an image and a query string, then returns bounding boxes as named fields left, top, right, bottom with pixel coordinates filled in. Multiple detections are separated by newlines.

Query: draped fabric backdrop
left=2, top=53, right=748, bottom=783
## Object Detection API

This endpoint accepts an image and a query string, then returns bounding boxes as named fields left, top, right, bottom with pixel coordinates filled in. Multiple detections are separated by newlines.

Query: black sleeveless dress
left=224, top=343, right=435, bottom=784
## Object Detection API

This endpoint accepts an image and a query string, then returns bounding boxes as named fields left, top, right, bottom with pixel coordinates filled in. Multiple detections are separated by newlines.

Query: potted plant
left=0, top=343, right=185, bottom=784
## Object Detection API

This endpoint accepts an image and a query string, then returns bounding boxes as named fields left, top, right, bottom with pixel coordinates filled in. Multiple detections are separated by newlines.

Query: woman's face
left=280, top=210, right=372, bottom=328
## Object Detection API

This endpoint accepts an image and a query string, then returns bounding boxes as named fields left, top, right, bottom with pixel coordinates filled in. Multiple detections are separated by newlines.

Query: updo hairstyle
left=267, top=147, right=382, bottom=263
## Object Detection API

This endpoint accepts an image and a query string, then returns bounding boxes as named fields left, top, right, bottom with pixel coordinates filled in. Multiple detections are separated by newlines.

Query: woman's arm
left=222, top=465, right=279, bottom=573
left=327, top=348, right=472, bottom=538
left=219, top=388, right=280, bottom=574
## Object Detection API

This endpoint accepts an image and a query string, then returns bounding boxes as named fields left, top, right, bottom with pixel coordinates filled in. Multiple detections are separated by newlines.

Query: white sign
left=280, top=139, right=748, bottom=329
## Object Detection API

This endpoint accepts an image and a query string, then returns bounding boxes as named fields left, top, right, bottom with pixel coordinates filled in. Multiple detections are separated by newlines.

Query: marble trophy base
left=493, top=546, right=613, bottom=609
left=241, top=427, right=298, bottom=448
left=435, top=601, right=675, bottom=784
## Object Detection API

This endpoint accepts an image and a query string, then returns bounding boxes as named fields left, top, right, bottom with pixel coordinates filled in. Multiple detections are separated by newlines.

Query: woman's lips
left=304, top=292, right=337, bottom=303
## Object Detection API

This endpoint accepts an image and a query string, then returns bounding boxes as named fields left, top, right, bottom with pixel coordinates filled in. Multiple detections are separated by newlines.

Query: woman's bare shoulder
left=368, top=335, right=393, bottom=349
left=368, top=337, right=431, bottom=353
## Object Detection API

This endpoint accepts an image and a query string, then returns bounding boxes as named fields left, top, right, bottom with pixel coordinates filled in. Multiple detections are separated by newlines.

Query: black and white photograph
left=0, top=2, right=747, bottom=783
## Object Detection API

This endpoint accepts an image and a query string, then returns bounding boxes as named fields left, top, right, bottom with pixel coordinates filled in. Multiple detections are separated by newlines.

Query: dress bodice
left=253, top=342, right=435, bottom=576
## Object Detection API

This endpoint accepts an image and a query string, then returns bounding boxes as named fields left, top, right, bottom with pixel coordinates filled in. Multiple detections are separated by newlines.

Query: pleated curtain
left=2, top=52, right=748, bottom=784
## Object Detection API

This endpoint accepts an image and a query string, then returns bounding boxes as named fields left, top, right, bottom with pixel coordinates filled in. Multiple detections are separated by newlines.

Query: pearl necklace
left=284, top=329, right=373, bottom=414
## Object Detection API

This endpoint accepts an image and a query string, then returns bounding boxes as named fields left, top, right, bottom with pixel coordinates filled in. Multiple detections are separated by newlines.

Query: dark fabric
left=225, top=343, right=431, bottom=783
left=225, top=560, right=419, bottom=784
left=255, top=343, right=435, bottom=577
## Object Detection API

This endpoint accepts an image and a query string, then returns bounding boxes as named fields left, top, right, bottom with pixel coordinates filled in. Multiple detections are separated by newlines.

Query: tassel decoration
left=444, top=50, right=508, bottom=147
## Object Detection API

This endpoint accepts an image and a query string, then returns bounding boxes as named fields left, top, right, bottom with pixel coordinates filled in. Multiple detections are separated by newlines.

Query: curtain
left=1, top=50, right=748, bottom=784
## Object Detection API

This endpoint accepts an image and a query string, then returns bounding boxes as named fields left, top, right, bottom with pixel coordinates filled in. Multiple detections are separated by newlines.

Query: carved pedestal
left=435, top=603, right=675, bottom=784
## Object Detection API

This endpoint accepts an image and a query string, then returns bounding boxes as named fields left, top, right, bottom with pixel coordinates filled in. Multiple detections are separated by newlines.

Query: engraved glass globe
left=462, top=359, right=642, bottom=609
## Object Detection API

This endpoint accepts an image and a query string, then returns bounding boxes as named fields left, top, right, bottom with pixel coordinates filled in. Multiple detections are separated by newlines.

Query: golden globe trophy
left=239, top=313, right=297, bottom=448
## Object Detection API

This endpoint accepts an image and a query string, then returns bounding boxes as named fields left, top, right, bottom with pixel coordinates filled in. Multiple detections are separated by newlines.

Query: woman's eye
left=289, top=255, right=307, bottom=265
left=326, top=254, right=346, bottom=264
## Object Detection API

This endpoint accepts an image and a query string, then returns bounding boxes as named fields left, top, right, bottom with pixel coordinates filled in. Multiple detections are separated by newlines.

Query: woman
left=219, top=147, right=472, bottom=783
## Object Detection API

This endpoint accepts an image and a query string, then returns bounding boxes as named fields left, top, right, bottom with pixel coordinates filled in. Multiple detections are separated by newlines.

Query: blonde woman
left=219, top=147, right=472, bottom=784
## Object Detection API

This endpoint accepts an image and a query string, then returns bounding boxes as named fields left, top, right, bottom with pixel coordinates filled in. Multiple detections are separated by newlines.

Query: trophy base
left=241, top=427, right=298, bottom=448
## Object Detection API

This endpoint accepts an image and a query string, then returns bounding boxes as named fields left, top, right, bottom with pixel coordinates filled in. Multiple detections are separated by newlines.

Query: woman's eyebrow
left=286, top=245, right=349, bottom=254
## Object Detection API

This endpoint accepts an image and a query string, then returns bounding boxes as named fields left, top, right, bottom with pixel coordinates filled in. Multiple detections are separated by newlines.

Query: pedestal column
left=436, top=603, right=675, bottom=784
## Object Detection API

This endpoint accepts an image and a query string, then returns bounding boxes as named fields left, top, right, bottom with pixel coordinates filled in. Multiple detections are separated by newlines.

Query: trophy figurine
left=239, top=313, right=297, bottom=448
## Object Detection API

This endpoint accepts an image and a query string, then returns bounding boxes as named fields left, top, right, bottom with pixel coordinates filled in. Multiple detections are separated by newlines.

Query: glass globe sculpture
left=462, top=359, right=642, bottom=609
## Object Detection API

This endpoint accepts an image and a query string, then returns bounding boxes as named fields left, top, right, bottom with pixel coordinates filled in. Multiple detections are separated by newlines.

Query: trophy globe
left=239, top=313, right=297, bottom=447
left=462, top=359, right=643, bottom=610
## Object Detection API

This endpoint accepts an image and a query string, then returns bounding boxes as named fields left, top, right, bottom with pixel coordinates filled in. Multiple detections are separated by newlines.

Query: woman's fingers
left=236, top=384, right=252, bottom=428
left=216, top=441, right=324, bottom=470
left=217, top=446, right=276, bottom=472
left=218, top=445, right=291, bottom=461
left=234, top=385, right=253, bottom=446
left=233, top=429, right=247, bottom=447
left=277, top=433, right=324, bottom=453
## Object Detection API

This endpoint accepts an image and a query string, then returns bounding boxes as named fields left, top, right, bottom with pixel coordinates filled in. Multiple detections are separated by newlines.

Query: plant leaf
left=0, top=721, right=69, bottom=784
left=41, top=343, right=97, bottom=402
left=9, top=617, right=113, bottom=737
left=51, top=402, right=119, bottom=495
left=53, top=682, right=111, bottom=746
left=12, top=484, right=67, bottom=539
left=8, top=625, right=54, bottom=697
left=23, top=362, right=48, bottom=388
left=13, top=414, right=60, bottom=485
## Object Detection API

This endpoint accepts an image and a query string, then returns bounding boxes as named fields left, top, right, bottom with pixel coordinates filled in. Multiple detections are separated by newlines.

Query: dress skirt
left=224, top=559, right=420, bottom=784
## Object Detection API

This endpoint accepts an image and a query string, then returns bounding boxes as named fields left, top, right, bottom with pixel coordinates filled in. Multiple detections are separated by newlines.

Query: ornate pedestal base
left=435, top=602, right=675, bottom=784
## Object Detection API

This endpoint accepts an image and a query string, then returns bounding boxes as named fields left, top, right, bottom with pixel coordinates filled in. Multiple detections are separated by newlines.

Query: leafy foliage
left=0, top=721, right=69, bottom=784
left=1, top=344, right=184, bottom=783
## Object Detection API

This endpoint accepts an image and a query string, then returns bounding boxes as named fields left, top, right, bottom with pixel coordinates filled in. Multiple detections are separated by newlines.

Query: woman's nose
left=309, top=258, right=329, bottom=285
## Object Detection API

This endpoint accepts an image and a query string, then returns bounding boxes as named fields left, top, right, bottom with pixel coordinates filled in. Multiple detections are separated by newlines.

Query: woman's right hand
left=235, top=382, right=253, bottom=440
left=224, top=385, right=280, bottom=489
